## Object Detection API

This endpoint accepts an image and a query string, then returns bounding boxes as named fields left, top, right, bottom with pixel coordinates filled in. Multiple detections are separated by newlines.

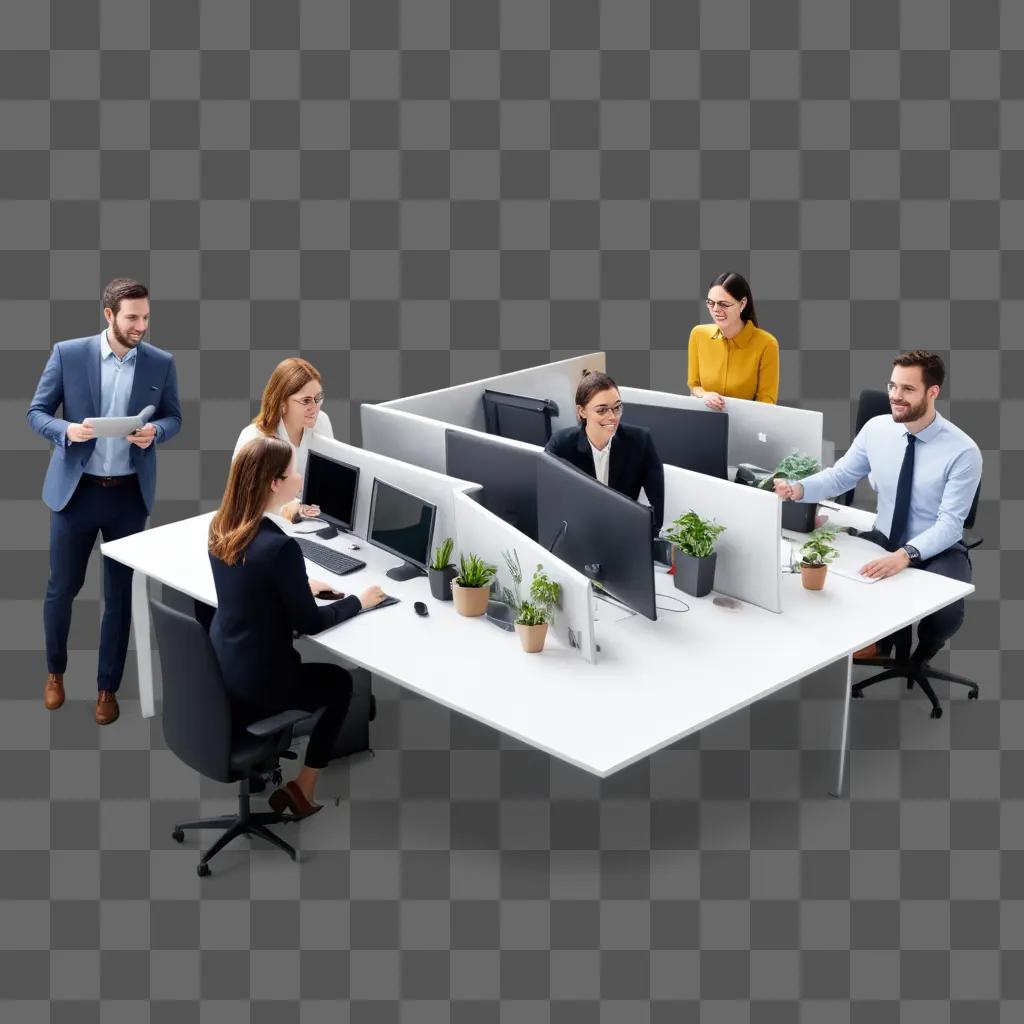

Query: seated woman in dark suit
left=544, top=370, right=665, bottom=536
left=208, top=436, right=386, bottom=818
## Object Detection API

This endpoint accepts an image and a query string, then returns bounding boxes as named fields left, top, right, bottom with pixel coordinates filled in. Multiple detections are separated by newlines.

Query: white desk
left=102, top=505, right=973, bottom=791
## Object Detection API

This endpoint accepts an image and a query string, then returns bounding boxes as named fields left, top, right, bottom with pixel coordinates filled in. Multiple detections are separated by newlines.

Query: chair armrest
left=245, top=708, right=316, bottom=738
left=963, top=534, right=982, bottom=551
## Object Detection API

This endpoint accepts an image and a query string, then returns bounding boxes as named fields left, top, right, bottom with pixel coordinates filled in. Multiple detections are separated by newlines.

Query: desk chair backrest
left=150, top=598, right=234, bottom=784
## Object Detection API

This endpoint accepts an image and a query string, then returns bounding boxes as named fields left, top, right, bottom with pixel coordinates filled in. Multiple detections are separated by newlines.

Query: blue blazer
left=209, top=518, right=362, bottom=708
left=26, top=333, right=182, bottom=512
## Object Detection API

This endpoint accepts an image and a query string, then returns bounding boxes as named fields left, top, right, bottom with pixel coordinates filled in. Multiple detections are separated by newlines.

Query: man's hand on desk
left=859, top=549, right=911, bottom=580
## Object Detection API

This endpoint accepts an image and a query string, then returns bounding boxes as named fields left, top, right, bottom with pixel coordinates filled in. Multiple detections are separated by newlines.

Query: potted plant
left=759, top=451, right=821, bottom=533
left=451, top=552, right=497, bottom=617
left=665, top=510, right=726, bottom=597
left=798, top=526, right=839, bottom=590
left=514, top=565, right=562, bottom=653
left=427, top=537, right=457, bottom=601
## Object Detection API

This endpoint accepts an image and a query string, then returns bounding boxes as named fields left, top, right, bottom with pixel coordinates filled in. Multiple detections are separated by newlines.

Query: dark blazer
left=544, top=422, right=665, bottom=534
left=27, top=333, right=182, bottom=512
left=209, top=518, right=362, bottom=708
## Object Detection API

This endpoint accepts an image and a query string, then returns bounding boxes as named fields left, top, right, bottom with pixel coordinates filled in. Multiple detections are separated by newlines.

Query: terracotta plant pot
left=452, top=581, right=490, bottom=617
left=427, top=565, right=457, bottom=601
left=800, top=563, right=828, bottom=591
left=515, top=622, right=548, bottom=653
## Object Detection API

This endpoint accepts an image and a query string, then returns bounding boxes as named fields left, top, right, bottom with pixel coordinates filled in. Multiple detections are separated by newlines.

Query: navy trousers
left=860, top=529, right=972, bottom=661
left=44, top=475, right=148, bottom=692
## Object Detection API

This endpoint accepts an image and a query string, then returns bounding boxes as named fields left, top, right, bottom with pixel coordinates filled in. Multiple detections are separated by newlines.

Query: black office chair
left=839, top=389, right=890, bottom=506
left=852, top=483, right=983, bottom=719
left=150, top=598, right=318, bottom=876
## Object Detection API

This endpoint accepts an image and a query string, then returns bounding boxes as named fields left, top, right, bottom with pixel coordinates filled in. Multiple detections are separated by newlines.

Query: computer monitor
left=726, top=400, right=823, bottom=473
left=482, top=389, right=559, bottom=446
left=445, top=428, right=541, bottom=541
left=302, top=451, right=359, bottom=540
left=537, top=453, right=657, bottom=621
left=367, top=478, right=437, bottom=582
left=622, top=403, right=729, bottom=479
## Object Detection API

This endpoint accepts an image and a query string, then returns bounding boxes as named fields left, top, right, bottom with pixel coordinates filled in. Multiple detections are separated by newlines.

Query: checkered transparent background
left=2, top=1, right=1023, bottom=1020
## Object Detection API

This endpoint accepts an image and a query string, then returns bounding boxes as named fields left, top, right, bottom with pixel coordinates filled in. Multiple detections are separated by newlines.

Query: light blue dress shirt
left=797, top=411, right=982, bottom=562
left=83, top=332, right=137, bottom=478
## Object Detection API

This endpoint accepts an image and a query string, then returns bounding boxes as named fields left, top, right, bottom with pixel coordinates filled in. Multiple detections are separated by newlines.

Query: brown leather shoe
left=269, top=781, right=323, bottom=819
left=44, top=673, right=65, bottom=711
left=95, top=690, right=120, bottom=725
left=852, top=643, right=879, bottom=660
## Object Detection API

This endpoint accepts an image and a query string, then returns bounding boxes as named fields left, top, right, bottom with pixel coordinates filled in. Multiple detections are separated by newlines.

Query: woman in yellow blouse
left=687, top=271, right=779, bottom=409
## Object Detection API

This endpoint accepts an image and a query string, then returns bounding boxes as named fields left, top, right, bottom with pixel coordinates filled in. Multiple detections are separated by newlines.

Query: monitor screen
left=537, top=453, right=656, bottom=621
left=303, top=451, right=359, bottom=531
left=622, top=403, right=729, bottom=479
left=445, top=429, right=540, bottom=541
left=367, top=478, right=437, bottom=571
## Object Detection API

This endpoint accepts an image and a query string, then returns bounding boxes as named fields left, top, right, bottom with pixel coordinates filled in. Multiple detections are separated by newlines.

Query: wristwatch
left=902, top=544, right=922, bottom=565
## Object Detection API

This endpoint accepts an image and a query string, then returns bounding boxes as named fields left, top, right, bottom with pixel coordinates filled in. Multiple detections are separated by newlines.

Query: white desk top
left=103, top=507, right=973, bottom=777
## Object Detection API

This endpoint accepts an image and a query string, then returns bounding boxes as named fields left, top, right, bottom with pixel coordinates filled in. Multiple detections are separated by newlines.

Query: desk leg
left=131, top=571, right=155, bottom=719
left=830, top=654, right=853, bottom=798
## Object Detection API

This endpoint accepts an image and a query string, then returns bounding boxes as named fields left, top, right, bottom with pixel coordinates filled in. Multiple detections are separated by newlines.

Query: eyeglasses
left=590, top=402, right=624, bottom=417
left=705, top=299, right=736, bottom=311
left=291, top=393, right=324, bottom=409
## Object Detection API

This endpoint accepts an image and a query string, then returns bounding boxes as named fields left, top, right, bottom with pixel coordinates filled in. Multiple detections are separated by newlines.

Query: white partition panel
left=377, top=352, right=605, bottom=433
left=361, top=404, right=543, bottom=473
left=452, top=491, right=597, bottom=664
left=619, top=385, right=823, bottom=469
left=662, top=465, right=782, bottom=613
left=308, top=435, right=480, bottom=552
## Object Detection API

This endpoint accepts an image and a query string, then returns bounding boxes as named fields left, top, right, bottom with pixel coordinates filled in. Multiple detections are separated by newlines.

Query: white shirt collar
left=100, top=331, right=137, bottom=363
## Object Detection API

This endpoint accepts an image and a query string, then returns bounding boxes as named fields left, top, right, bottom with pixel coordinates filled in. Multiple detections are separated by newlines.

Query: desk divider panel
left=361, top=404, right=542, bottom=474
left=663, top=464, right=783, bottom=613
left=452, top=490, right=597, bottom=665
left=308, top=435, right=480, bottom=553
left=376, top=352, right=605, bottom=433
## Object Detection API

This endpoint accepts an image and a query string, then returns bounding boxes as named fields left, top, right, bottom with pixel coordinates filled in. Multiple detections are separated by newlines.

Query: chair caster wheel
left=172, top=828, right=184, bottom=844
left=197, top=863, right=211, bottom=878
left=968, top=691, right=979, bottom=700
left=852, top=691, right=864, bottom=700
left=929, top=706, right=943, bottom=719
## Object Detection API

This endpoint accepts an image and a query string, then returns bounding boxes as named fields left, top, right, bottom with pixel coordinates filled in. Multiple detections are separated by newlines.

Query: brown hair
left=253, top=358, right=323, bottom=434
left=102, top=277, right=149, bottom=316
left=892, top=349, right=945, bottom=391
left=709, top=271, right=758, bottom=327
left=209, top=436, right=294, bottom=566
left=575, top=370, right=620, bottom=424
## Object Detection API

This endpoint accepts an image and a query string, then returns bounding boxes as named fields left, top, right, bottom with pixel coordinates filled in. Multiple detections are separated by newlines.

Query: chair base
left=852, top=655, right=979, bottom=720
left=172, top=778, right=300, bottom=876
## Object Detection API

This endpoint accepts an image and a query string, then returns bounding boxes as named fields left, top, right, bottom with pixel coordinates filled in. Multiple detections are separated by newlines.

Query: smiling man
left=27, top=278, right=182, bottom=724
left=773, top=350, right=982, bottom=666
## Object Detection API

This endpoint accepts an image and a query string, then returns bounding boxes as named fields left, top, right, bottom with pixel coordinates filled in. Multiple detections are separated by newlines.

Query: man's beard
left=891, top=395, right=927, bottom=422
left=111, top=320, right=145, bottom=349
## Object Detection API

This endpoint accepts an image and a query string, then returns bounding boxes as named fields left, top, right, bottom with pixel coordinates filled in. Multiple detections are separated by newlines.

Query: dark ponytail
left=709, top=271, right=758, bottom=328
left=575, top=370, right=619, bottom=424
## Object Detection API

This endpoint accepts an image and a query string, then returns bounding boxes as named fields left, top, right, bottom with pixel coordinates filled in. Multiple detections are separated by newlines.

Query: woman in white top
left=233, top=357, right=334, bottom=520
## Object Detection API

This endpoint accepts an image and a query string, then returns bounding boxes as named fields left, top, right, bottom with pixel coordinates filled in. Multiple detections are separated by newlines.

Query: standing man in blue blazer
left=27, top=278, right=182, bottom=724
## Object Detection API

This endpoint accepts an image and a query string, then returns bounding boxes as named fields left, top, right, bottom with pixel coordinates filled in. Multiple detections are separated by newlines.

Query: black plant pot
left=427, top=565, right=457, bottom=601
left=781, top=499, right=818, bottom=534
left=674, top=550, right=717, bottom=598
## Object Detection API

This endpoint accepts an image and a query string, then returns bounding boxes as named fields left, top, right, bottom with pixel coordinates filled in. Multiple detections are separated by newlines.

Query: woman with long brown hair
left=209, top=436, right=386, bottom=817
left=233, top=357, right=334, bottom=520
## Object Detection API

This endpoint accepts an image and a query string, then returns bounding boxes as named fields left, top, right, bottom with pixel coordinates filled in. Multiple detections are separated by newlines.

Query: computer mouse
left=414, top=601, right=429, bottom=617
left=348, top=542, right=361, bottom=550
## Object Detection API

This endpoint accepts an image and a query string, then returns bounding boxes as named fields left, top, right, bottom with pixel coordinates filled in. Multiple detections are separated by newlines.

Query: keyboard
left=295, top=537, right=366, bottom=576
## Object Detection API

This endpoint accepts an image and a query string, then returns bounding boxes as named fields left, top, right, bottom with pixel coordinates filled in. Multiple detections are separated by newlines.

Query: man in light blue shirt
left=775, top=350, right=981, bottom=665
left=84, top=332, right=138, bottom=478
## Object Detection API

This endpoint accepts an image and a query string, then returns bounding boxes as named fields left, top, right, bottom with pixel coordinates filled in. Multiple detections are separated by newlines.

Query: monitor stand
left=314, top=523, right=340, bottom=540
left=386, top=561, right=425, bottom=582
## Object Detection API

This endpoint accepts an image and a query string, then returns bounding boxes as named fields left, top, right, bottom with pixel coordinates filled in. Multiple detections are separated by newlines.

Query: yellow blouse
left=687, top=320, right=779, bottom=404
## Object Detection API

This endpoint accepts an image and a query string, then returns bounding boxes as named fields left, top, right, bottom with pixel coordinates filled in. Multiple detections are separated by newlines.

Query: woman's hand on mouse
left=359, top=585, right=387, bottom=609
left=308, top=579, right=334, bottom=596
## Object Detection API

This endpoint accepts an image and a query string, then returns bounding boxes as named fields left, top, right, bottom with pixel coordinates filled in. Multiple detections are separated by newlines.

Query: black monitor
left=482, top=389, right=559, bottom=445
left=622, top=403, right=729, bottom=479
left=537, top=453, right=657, bottom=621
left=367, top=478, right=437, bottom=582
left=302, top=451, right=359, bottom=540
left=445, top=428, right=541, bottom=542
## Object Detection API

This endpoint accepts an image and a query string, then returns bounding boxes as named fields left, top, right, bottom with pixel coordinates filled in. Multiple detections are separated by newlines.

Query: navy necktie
left=887, top=432, right=917, bottom=551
